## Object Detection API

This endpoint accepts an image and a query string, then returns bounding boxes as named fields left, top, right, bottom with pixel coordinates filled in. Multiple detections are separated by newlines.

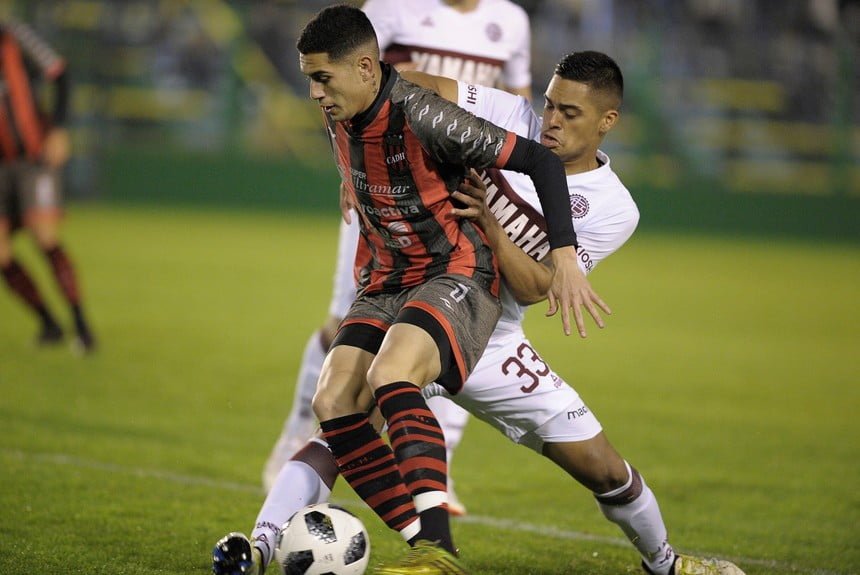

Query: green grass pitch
left=0, top=204, right=857, bottom=574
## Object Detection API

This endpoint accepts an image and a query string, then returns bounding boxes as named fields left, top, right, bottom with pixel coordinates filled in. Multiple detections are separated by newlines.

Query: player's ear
left=357, top=54, right=375, bottom=83
left=598, top=109, right=619, bottom=135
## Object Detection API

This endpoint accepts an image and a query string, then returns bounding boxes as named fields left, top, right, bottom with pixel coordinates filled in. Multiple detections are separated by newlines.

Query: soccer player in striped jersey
left=0, top=21, right=96, bottom=353
left=223, top=4, right=601, bottom=574
left=290, top=5, right=599, bottom=572
left=213, top=50, right=745, bottom=575
left=262, top=0, right=536, bottom=510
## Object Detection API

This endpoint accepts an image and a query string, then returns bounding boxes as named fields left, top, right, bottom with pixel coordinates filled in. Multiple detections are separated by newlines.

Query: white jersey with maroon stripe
left=362, top=0, right=531, bottom=90
left=456, top=81, right=640, bottom=334
left=418, top=82, right=640, bottom=449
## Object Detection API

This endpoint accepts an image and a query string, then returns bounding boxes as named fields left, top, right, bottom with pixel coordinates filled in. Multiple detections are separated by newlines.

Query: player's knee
left=312, top=376, right=364, bottom=420
left=310, top=386, right=339, bottom=421
left=586, top=447, right=630, bottom=494
left=593, top=460, right=631, bottom=494
left=28, top=222, right=59, bottom=249
left=365, top=360, right=423, bottom=391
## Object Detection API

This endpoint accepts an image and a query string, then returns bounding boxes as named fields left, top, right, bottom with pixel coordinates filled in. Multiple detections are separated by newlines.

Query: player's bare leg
left=0, top=217, right=63, bottom=345
left=544, top=434, right=744, bottom=575
left=28, top=213, right=96, bottom=353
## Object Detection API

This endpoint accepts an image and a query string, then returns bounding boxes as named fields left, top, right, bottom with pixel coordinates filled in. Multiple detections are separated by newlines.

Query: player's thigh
left=26, top=215, right=61, bottom=248
left=542, top=433, right=629, bottom=494
left=19, top=163, right=62, bottom=245
left=387, top=274, right=500, bottom=393
left=313, top=344, right=376, bottom=420
left=367, top=322, right=441, bottom=390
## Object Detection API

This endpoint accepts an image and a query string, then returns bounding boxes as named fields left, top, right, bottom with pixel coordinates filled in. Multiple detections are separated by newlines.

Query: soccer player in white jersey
left=214, top=52, right=745, bottom=575
left=363, top=0, right=531, bottom=99
left=261, top=0, right=535, bottom=515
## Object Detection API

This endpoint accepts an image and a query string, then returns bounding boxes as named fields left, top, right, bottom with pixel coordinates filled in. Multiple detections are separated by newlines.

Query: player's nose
left=308, top=80, right=325, bottom=100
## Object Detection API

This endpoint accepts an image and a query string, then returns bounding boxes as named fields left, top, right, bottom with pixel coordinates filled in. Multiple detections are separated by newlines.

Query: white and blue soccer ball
left=274, top=503, right=370, bottom=575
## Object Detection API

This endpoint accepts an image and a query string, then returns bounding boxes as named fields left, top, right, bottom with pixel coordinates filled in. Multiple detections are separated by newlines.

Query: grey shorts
left=333, top=274, right=502, bottom=393
left=0, top=162, right=63, bottom=227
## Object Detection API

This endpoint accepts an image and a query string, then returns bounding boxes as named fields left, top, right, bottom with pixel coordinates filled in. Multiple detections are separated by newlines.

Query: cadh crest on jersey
left=570, top=194, right=590, bottom=219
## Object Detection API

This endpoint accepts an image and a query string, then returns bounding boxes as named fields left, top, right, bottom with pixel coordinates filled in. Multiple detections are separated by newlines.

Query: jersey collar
left=349, top=63, right=396, bottom=134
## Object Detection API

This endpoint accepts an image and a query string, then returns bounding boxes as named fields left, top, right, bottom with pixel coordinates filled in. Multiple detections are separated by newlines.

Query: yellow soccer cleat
left=672, top=554, right=746, bottom=575
left=374, top=540, right=468, bottom=575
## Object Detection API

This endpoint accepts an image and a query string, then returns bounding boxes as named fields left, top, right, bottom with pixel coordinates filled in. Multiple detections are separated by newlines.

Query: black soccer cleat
left=212, top=532, right=260, bottom=575
left=72, top=314, right=97, bottom=355
left=36, top=321, right=64, bottom=347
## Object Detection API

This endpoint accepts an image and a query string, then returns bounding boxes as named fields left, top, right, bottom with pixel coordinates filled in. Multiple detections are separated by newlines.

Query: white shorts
left=422, top=328, right=602, bottom=454
left=327, top=216, right=361, bottom=319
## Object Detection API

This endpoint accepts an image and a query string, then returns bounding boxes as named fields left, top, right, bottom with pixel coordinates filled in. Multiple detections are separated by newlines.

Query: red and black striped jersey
left=0, top=21, right=67, bottom=162
left=325, top=65, right=517, bottom=296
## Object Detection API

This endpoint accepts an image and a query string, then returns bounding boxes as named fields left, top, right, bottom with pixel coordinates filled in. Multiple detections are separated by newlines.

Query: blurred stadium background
left=0, top=0, right=857, bottom=237
left=1, top=2, right=858, bottom=573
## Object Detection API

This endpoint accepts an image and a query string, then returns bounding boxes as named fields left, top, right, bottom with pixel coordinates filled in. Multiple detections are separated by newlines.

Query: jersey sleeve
left=400, top=82, right=517, bottom=169
left=362, top=0, right=398, bottom=50
left=501, top=7, right=532, bottom=90
left=7, top=21, right=65, bottom=79
left=575, top=196, right=640, bottom=275
left=456, top=81, right=541, bottom=140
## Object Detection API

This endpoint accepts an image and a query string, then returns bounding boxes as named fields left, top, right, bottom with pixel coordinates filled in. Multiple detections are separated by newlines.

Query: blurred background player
left=0, top=20, right=95, bottom=353
left=261, top=0, right=535, bottom=515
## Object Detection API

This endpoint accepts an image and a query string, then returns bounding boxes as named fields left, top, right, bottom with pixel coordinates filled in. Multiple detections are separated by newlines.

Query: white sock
left=426, top=396, right=469, bottom=473
left=596, top=463, right=676, bottom=575
left=283, top=331, right=327, bottom=441
left=252, top=459, right=332, bottom=568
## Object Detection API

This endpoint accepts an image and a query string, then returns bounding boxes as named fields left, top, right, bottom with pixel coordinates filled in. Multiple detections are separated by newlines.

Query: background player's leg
left=262, top=317, right=339, bottom=491
left=264, top=217, right=359, bottom=489
left=26, top=199, right=95, bottom=352
left=252, top=439, right=335, bottom=569
left=0, top=218, right=62, bottom=344
left=214, top=438, right=341, bottom=575
left=543, top=435, right=676, bottom=574
left=425, top=395, right=470, bottom=515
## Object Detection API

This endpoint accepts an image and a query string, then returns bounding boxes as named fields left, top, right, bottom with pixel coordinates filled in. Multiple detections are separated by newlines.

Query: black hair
left=554, top=51, right=623, bottom=107
left=297, top=4, right=378, bottom=61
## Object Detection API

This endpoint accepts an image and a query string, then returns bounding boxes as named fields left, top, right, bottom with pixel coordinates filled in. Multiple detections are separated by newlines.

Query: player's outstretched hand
left=546, top=248, right=611, bottom=337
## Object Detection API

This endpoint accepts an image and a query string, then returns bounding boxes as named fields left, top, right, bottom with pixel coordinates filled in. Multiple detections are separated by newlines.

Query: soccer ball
left=274, top=503, right=370, bottom=575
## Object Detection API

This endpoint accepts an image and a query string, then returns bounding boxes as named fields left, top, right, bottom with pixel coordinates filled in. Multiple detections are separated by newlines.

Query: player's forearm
left=502, top=136, right=577, bottom=250
left=483, top=218, right=552, bottom=304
